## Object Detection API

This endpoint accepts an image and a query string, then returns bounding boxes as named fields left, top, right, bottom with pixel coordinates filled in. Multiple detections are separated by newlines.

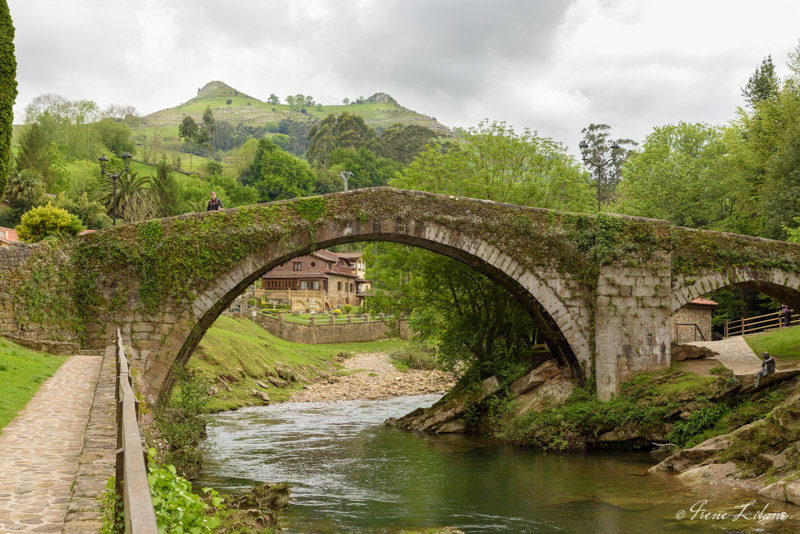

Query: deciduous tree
left=306, top=112, right=378, bottom=170
left=245, top=138, right=315, bottom=201
left=615, top=122, right=744, bottom=228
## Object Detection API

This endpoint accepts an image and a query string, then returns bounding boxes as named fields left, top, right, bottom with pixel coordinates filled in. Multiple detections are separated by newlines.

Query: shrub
left=247, top=298, right=256, bottom=307
left=148, top=449, right=222, bottom=533
left=342, top=304, right=353, bottom=314
left=152, top=370, right=209, bottom=478
left=667, top=404, right=729, bottom=447
left=331, top=309, right=342, bottom=315
left=15, top=202, right=85, bottom=242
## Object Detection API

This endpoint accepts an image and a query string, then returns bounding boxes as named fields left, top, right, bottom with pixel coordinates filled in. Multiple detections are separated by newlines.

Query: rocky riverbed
left=288, top=352, right=457, bottom=402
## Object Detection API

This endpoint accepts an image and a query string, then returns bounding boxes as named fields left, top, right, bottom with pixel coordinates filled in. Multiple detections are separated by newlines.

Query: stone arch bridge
left=3, top=188, right=800, bottom=402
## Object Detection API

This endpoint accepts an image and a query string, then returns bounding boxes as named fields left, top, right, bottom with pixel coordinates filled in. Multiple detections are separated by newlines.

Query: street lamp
left=98, top=151, right=132, bottom=226
left=339, top=170, right=353, bottom=192
left=578, top=140, right=622, bottom=211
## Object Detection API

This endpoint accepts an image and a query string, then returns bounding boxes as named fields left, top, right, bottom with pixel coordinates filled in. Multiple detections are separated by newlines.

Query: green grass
left=0, top=337, right=68, bottom=433
left=744, top=324, right=800, bottom=362
left=186, top=315, right=408, bottom=411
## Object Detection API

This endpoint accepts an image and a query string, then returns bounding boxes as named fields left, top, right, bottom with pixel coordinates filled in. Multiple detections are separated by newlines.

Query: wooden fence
left=724, top=310, right=796, bottom=337
left=115, top=329, right=158, bottom=533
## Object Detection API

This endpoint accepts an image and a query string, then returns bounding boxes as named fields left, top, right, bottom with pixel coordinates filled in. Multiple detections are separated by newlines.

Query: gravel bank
left=289, top=352, right=456, bottom=402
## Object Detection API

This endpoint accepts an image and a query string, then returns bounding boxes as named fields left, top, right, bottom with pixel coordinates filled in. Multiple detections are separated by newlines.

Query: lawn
left=186, top=315, right=408, bottom=411
left=0, top=337, right=67, bottom=433
left=744, top=324, right=800, bottom=363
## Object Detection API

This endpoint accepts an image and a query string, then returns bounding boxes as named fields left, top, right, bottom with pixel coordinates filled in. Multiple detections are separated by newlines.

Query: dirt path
left=289, top=352, right=456, bottom=402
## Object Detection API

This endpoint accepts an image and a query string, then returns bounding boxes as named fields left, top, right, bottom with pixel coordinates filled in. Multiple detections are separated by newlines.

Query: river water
left=196, top=394, right=799, bottom=533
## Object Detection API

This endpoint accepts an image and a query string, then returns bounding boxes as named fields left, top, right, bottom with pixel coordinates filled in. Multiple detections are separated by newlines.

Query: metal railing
left=724, top=310, right=796, bottom=337
left=115, top=329, right=158, bottom=533
left=676, top=323, right=706, bottom=341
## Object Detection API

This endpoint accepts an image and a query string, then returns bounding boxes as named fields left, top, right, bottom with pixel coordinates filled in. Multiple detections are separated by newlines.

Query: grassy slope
left=743, top=324, right=800, bottom=363
left=186, top=315, right=408, bottom=411
left=139, top=90, right=447, bottom=135
left=0, top=337, right=67, bottom=432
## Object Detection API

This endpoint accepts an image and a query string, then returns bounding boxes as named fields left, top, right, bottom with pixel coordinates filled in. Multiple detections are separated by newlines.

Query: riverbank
left=184, top=315, right=411, bottom=411
left=289, top=352, right=456, bottom=402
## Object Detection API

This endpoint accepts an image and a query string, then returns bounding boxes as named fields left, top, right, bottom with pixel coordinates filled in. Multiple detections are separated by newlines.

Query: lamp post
left=579, top=140, right=622, bottom=211
left=339, top=170, right=353, bottom=192
left=98, top=151, right=132, bottom=226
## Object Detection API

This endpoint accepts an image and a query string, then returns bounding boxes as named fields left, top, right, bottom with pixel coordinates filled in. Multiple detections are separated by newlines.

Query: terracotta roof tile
left=0, top=226, right=18, bottom=243
left=689, top=298, right=718, bottom=307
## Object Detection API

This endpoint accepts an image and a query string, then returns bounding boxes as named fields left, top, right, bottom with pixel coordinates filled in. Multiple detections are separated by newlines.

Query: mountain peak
left=366, top=92, right=398, bottom=105
left=192, top=81, right=256, bottom=101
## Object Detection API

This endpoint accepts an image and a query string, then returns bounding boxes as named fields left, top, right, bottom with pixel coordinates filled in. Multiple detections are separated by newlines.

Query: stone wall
left=595, top=252, right=672, bottom=400
left=671, top=304, right=713, bottom=344
left=245, top=312, right=406, bottom=344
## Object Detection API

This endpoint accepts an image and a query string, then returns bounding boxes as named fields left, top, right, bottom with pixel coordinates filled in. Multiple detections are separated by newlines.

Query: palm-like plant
left=94, top=169, right=152, bottom=221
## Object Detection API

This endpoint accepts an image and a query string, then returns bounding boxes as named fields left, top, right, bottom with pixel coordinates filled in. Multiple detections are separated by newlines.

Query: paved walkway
left=0, top=355, right=104, bottom=533
left=687, top=336, right=763, bottom=375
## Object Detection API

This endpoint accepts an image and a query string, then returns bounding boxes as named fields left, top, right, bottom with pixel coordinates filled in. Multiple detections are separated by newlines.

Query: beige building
left=258, top=249, right=371, bottom=312
left=670, top=298, right=718, bottom=343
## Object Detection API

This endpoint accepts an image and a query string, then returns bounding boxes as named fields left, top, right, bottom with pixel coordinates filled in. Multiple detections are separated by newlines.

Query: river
left=196, top=394, right=799, bottom=533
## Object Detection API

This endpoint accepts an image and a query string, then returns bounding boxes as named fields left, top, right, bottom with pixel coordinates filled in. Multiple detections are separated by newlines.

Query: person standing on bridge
left=207, top=191, right=223, bottom=211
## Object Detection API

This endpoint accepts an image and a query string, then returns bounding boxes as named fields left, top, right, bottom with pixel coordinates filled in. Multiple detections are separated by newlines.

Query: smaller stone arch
left=672, top=267, right=800, bottom=315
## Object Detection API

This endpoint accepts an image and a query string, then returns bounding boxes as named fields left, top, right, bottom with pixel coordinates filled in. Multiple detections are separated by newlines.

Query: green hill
left=139, top=80, right=451, bottom=136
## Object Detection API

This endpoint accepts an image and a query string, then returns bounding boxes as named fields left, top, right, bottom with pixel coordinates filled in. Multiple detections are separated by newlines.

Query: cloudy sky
left=8, top=0, right=800, bottom=150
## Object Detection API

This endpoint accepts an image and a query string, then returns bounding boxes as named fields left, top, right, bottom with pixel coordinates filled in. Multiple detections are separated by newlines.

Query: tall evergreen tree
left=742, top=55, right=779, bottom=107
left=578, top=124, right=636, bottom=210
left=0, top=0, right=17, bottom=197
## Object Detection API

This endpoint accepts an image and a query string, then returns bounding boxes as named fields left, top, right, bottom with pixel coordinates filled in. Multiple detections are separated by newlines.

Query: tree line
left=2, top=18, right=800, bottom=382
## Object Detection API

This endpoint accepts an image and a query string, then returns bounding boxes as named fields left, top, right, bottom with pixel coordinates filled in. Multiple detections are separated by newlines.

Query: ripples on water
left=197, top=395, right=799, bottom=533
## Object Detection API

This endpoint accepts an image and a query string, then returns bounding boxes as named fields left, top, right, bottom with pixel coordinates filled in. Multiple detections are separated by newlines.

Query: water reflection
left=197, top=395, right=799, bottom=533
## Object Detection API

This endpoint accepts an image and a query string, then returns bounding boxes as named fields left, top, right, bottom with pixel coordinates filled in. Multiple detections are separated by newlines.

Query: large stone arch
left=672, top=267, right=800, bottom=315
left=144, top=216, right=593, bottom=404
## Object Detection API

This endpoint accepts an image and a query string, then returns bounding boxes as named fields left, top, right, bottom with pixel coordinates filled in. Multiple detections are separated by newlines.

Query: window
left=300, top=281, right=308, bottom=290
left=310, top=261, right=316, bottom=267
left=311, top=281, right=320, bottom=290
left=350, top=283, right=354, bottom=292
left=338, top=281, right=342, bottom=291
left=293, top=262, right=302, bottom=271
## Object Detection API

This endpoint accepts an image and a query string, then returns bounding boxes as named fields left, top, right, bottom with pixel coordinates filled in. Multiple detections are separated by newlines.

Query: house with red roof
left=258, top=249, right=370, bottom=312
left=671, top=298, right=719, bottom=343
left=0, top=226, right=18, bottom=247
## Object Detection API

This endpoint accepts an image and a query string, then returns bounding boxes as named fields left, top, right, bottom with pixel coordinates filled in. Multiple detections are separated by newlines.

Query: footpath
left=0, top=349, right=116, bottom=533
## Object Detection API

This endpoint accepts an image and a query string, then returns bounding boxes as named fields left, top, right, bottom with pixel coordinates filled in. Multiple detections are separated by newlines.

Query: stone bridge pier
left=3, top=188, right=800, bottom=403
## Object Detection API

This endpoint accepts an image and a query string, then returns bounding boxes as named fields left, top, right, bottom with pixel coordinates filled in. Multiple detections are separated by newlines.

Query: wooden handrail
left=724, top=309, right=796, bottom=337
left=115, top=329, right=158, bottom=533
